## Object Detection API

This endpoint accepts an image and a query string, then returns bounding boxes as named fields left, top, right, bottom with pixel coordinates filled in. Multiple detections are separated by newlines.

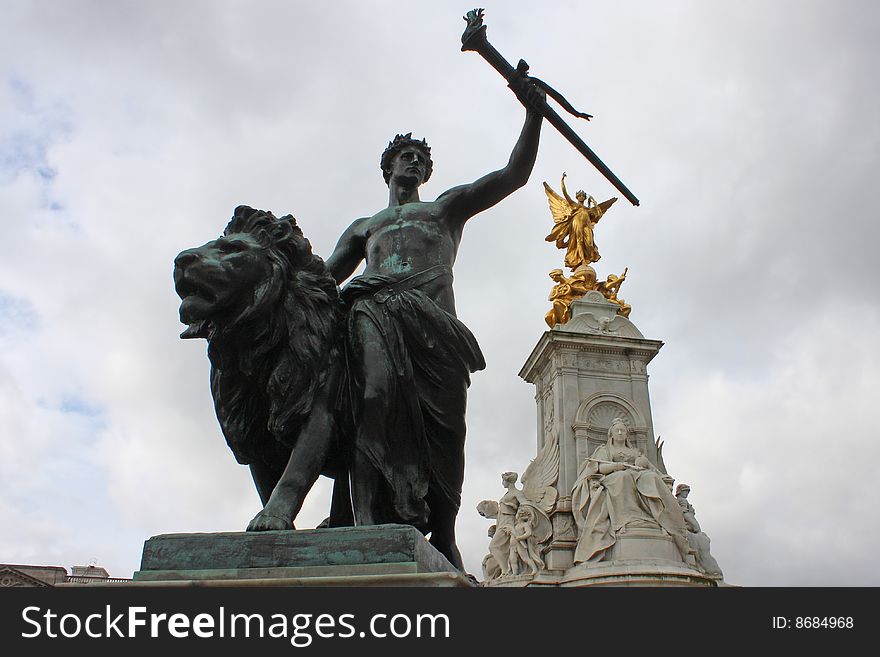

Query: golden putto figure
left=597, top=267, right=632, bottom=318
left=543, top=173, right=617, bottom=270
left=545, top=266, right=596, bottom=328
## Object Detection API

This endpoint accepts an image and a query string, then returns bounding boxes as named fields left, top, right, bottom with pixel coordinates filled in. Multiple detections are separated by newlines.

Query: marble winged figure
left=519, top=430, right=560, bottom=515
left=482, top=432, right=559, bottom=577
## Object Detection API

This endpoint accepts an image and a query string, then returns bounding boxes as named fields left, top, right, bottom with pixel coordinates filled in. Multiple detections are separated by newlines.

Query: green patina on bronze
left=134, top=525, right=460, bottom=582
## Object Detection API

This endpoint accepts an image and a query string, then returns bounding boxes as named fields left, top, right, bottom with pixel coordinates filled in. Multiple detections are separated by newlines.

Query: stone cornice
left=520, top=330, right=664, bottom=382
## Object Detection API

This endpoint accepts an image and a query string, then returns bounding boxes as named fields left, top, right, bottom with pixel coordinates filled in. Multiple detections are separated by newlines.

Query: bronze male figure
left=319, top=93, right=542, bottom=568
left=179, top=77, right=545, bottom=573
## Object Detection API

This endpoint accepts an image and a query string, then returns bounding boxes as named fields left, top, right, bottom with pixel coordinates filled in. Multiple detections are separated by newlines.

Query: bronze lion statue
left=173, top=205, right=352, bottom=530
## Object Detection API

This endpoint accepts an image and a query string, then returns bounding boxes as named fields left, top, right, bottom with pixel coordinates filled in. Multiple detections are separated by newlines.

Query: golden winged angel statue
left=544, top=173, right=617, bottom=270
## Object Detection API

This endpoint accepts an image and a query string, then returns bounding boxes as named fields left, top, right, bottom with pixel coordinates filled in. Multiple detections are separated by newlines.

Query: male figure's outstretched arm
left=436, top=99, right=543, bottom=225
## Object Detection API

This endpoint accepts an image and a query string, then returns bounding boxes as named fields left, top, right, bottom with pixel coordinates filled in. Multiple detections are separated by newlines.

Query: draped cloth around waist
left=342, top=266, right=486, bottom=527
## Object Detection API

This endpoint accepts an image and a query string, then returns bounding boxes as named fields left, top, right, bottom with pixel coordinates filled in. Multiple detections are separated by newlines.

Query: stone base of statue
left=485, top=524, right=718, bottom=588
left=478, top=292, right=727, bottom=588
left=488, top=562, right=715, bottom=588
left=131, top=524, right=473, bottom=587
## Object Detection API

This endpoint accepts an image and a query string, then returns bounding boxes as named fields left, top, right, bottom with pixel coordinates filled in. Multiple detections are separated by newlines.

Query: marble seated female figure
left=571, top=418, right=692, bottom=564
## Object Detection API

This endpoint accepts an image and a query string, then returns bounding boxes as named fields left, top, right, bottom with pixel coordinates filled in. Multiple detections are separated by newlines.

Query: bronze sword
left=461, top=8, right=640, bottom=207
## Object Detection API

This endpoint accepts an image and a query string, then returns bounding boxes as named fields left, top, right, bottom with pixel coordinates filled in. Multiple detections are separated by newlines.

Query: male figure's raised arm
left=324, top=217, right=368, bottom=284
left=437, top=99, right=543, bottom=224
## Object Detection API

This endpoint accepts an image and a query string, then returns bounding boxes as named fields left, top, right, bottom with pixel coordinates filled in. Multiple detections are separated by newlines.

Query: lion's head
left=173, top=205, right=342, bottom=464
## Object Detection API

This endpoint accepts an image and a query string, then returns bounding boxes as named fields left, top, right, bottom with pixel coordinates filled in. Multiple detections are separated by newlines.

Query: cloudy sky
left=1, top=0, right=878, bottom=586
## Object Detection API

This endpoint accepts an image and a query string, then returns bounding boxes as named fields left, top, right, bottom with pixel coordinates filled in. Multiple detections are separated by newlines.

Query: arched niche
left=571, top=393, right=653, bottom=474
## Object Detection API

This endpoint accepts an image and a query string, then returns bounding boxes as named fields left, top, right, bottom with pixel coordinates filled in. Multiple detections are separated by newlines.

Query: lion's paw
left=246, top=510, right=292, bottom=532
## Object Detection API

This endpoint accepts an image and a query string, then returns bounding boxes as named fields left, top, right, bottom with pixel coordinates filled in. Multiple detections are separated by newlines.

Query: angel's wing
left=655, top=436, right=668, bottom=475
left=544, top=183, right=575, bottom=246
left=543, top=181, right=574, bottom=225
left=592, top=197, right=618, bottom=224
left=522, top=431, right=560, bottom=514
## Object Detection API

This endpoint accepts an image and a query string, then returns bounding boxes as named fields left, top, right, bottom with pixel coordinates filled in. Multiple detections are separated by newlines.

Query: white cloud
left=656, top=307, right=880, bottom=585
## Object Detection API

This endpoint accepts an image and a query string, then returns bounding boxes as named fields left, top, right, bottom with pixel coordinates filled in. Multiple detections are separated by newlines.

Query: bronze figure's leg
left=348, top=312, right=399, bottom=527
left=418, top=359, right=468, bottom=570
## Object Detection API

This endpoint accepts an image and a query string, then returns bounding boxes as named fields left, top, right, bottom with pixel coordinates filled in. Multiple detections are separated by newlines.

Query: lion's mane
left=207, top=205, right=342, bottom=465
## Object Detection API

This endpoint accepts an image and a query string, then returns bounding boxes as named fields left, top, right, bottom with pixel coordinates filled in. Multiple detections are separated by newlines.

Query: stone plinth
left=520, top=292, right=664, bottom=495
left=475, top=291, right=727, bottom=588
left=608, top=525, right=684, bottom=562
left=518, top=292, right=668, bottom=574
left=133, top=524, right=473, bottom=587
left=555, top=561, right=715, bottom=588
left=486, top=561, right=715, bottom=588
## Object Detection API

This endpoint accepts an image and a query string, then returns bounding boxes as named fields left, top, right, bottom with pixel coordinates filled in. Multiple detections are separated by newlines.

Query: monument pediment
left=564, top=293, right=644, bottom=338
left=0, top=566, right=52, bottom=587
